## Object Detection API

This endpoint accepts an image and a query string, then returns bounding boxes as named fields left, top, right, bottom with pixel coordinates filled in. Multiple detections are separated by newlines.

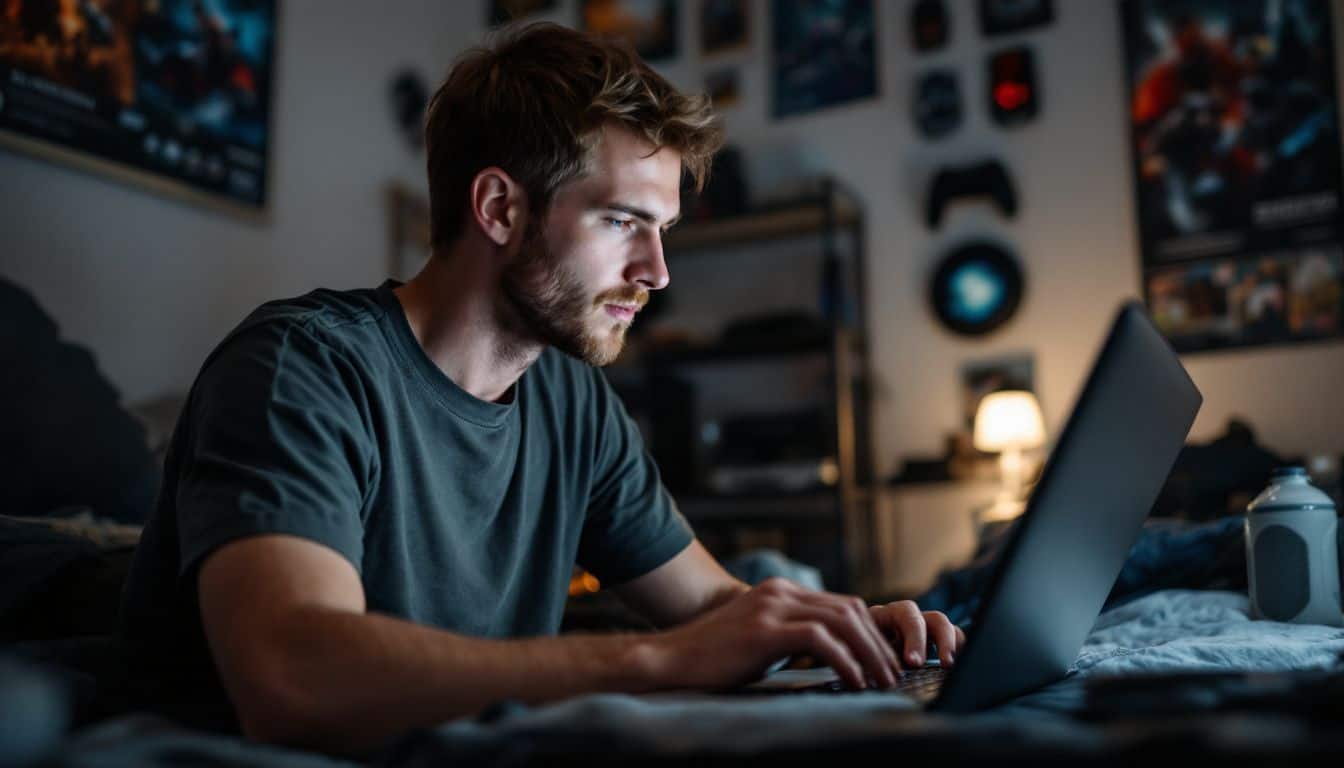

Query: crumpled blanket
left=382, top=588, right=1344, bottom=765
left=37, top=516, right=1344, bottom=767
left=1073, top=589, right=1344, bottom=676
left=45, top=587, right=1344, bottom=767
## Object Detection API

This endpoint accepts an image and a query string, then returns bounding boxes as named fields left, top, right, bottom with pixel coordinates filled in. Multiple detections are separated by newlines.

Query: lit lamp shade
left=974, top=390, right=1046, bottom=522
left=973, top=390, right=1045, bottom=453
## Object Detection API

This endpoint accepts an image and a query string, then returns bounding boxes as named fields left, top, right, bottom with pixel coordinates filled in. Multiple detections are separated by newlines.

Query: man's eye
left=604, top=217, right=635, bottom=232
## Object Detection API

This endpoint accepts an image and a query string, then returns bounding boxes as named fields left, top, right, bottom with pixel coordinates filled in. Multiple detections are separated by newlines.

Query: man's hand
left=868, top=601, right=966, bottom=668
left=643, top=577, right=958, bottom=691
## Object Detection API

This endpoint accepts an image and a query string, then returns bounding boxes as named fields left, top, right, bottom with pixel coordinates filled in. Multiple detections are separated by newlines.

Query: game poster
left=0, top=0, right=277, bottom=212
left=581, top=0, right=678, bottom=62
left=771, top=0, right=877, bottom=119
left=1121, top=0, right=1344, bottom=351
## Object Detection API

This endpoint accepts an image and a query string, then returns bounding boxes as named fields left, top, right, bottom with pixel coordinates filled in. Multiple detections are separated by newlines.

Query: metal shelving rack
left=612, top=178, right=875, bottom=595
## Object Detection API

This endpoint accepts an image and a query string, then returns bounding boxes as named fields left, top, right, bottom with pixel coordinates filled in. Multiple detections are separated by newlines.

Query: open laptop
left=742, top=300, right=1203, bottom=713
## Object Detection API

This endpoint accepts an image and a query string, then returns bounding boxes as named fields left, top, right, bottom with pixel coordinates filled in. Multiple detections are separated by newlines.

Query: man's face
left=502, top=125, right=682, bottom=366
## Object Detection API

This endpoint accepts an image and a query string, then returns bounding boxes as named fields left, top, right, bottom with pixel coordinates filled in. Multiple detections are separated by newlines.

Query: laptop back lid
left=930, top=301, right=1202, bottom=713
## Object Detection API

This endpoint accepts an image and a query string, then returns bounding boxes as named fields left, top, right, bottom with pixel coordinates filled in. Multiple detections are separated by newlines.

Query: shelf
left=664, top=195, right=861, bottom=252
left=615, top=179, right=872, bottom=592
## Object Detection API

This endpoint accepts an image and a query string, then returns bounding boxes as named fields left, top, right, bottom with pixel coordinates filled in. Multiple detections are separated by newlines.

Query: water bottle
left=1245, top=466, right=1341, bottom=626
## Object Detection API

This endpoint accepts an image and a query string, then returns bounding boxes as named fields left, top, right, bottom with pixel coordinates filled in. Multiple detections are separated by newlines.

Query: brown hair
left=424, top=22, right=723, bottom=249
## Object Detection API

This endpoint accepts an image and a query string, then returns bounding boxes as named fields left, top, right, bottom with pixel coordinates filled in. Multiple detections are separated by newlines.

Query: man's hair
left=424, top=22, right=724, bottom=249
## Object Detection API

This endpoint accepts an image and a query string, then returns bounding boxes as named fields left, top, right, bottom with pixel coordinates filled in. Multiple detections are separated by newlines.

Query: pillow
left=0, top=279, right=162, bottom=524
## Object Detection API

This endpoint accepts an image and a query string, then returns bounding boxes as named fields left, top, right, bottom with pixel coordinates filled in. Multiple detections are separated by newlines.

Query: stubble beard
left=500, top=225, right=646, bottom=367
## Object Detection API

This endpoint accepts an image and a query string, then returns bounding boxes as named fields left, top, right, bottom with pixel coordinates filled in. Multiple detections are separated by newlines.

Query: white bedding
left=1073, top=589, right=1344, bottom=676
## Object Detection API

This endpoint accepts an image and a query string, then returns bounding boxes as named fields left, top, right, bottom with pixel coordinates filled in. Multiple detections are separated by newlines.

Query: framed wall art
left=0, top=0, right=278, bottom=217
left=582, top=0, right=679, bottom=61
left=1121, top=0, right=1344, bottom=352
left=770, top=0, right=877, bottom=118
left=701, top=0, right=749, bottom=55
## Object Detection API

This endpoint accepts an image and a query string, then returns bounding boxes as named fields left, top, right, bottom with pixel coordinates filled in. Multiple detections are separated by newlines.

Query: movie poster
left=1121, top=0, right=1344, bottom=351
left=0, top=0, right=277, bottom=212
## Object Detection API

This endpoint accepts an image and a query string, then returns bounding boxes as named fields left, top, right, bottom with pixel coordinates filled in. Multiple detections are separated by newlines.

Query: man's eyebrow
left=603, top=203, right=681, bottom=230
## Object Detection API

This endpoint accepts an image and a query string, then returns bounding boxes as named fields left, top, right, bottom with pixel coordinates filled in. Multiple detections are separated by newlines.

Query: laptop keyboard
left=893, top=665, right=947, bottom=697
left=793, top=665, right=947, bottom=696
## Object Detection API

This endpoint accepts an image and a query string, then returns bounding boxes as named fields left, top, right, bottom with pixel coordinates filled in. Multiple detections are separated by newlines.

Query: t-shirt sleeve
left=175, top=321, right=373, bottom=578
left=577, top=371, right=693, bottom=586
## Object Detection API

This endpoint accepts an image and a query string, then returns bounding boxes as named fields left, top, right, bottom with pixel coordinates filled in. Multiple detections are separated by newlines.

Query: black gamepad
left=926, top=160, right=1018, bottom=228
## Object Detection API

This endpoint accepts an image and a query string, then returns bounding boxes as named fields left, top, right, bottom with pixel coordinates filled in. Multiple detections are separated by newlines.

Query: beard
left=500, top=224, right=648, bottom=367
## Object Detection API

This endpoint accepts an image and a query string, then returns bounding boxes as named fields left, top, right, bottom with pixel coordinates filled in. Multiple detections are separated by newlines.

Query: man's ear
left=469, top=167, right=527, bottom=247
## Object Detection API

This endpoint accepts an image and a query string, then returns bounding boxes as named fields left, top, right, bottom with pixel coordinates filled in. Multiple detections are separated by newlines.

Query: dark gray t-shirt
left=118, top=281, right=692, bottom=730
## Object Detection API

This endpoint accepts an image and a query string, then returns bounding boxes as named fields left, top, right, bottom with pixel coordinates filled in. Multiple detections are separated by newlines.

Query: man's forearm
left=610, top=541, right=752, bottom=627
left=704, top=578, right=751, bottom=612
left=240, top=605, right=668, bottom=755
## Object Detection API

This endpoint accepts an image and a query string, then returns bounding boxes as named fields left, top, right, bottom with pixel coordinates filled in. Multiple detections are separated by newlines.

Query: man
left=119, top=22, right=964, bottom=756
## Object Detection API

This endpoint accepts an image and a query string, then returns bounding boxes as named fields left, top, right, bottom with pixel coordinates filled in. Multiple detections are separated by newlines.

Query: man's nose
left=626, top=229, right=670, bottom=291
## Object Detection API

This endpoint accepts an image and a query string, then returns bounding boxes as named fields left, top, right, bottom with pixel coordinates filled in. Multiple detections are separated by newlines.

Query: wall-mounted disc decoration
left=929, top=241, right=1024, bottom=336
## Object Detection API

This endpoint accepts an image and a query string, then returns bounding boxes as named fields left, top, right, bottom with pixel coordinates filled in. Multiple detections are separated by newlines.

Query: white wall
left=549, top=0, right=1343, bottom=466
left=3, top=0, right=1342, bottom=467
left=657, top=0, right=1344, bottom=467
left=0, top=1, right=476, bottom=404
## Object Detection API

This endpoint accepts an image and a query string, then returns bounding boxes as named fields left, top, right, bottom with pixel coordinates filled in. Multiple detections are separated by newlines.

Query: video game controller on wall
left=926, top=159, right=1018, bottom=228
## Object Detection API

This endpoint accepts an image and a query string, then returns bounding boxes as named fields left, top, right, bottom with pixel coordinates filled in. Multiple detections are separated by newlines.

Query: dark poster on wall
left=771, top=0, right=877, bottom=118
left=1120, top=0, right=1344, bottom=352
left=0, top=0, right=277, bottom=215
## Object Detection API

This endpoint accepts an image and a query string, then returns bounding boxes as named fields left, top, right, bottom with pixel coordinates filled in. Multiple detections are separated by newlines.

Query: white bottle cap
left=1247, top=466, right=1337, bottom=514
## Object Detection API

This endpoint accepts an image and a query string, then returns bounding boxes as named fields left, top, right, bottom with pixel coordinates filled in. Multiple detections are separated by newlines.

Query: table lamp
left=974, top=390, right=1046, bottom=521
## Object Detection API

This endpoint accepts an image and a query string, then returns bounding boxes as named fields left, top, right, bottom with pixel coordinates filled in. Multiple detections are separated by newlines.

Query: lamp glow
left=974, top=390, right=1046, bottom=521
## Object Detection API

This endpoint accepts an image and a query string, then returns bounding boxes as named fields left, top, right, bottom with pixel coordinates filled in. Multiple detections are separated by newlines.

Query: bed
left=6, top=511, right=1344, bottom=767
left=5, top=277, right=1343, bottom=765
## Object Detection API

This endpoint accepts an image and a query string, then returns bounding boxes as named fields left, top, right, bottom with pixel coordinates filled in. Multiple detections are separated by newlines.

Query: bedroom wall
left=447, top=0, right=1344, bottom=467
left=0, top=1, right=476, bottom=405
left=845, top=0, right=1344, bottom=465
left=2, top=0, right=1342, bottom=468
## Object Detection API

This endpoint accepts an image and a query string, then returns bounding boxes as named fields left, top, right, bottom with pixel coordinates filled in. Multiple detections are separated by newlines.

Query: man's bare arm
left=610, top=540, right=749, bottom=627
left=198, top=535, right=668, bottom=755
left=202, top=535, right=960, bottom=756
left=614, top=540, right=966, bottom=668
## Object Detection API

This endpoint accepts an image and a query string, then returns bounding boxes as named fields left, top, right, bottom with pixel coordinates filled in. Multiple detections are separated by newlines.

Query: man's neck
left=392, top=245, right=542, bottom=404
